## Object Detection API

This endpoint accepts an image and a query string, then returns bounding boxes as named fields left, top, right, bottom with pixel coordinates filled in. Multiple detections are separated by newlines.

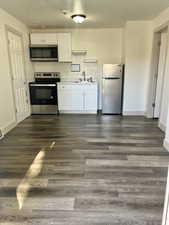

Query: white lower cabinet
left=83, top=85, right=98, bottom=111
left=58, top=83, right=98, bottom=113
left=58, top=88, right=83, bottom=110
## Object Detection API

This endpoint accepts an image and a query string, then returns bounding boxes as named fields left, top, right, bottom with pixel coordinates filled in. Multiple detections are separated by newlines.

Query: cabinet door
left=84, top=85, right=98, bottom=111
left=58, top=89, right=72, bottom=110
left=71, top=90, right=84, bottom=110
left=58, top=33, right=72, bottom=62
left=30, top=33, right=57, bottom=45
left=58, top=85, right=83, bottom=110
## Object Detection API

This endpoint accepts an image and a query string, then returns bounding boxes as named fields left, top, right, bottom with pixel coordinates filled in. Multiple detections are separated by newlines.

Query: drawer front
left=83, top=84, right=97, bottom=92
left=58, top=84, right=83, bottom=90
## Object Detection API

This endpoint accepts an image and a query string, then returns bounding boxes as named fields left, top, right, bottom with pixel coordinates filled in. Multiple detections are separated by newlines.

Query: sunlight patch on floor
left=16, top=148, right=46, bottom=210
left=16, top=141, right=56, bottom=209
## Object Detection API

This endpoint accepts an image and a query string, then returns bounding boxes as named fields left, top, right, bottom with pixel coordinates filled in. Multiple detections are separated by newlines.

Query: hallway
left=0, top=115, right=168, bottom=225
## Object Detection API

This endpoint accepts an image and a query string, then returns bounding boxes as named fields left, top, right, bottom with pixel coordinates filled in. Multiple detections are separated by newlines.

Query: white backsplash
left=32, top=54, right=99, bottom=82
left=32, top=54, right=102, bottom=109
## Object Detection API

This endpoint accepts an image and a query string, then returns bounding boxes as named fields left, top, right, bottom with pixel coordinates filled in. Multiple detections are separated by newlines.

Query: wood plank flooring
left=0, top=115, right=168, bottom=225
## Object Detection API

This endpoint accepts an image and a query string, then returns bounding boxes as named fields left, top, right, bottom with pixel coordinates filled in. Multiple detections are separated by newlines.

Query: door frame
left=146, top=26, right=168, bottom=119
left=5, top=25, right=30, bottom=123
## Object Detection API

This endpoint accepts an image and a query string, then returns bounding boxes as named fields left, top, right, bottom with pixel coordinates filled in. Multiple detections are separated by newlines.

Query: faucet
left=82, top=71, right=86, bottom=81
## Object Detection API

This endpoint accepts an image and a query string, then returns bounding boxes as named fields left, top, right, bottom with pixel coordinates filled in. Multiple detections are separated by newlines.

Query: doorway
left=147, top=27, right=168, bottom=132
left=6, top=27, right=30, bottom=123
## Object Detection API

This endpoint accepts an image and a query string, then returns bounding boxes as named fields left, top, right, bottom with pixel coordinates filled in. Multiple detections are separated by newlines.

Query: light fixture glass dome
left=71, top=14, right=86, bottom=23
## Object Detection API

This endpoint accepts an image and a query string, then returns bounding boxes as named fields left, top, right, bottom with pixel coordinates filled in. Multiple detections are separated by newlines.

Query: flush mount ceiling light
left=71, top=14, right=86, bottom=23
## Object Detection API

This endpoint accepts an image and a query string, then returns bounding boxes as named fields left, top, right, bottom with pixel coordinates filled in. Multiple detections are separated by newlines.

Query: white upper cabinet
left=30, top=32, right=72, bottom=62
left=30, top=33, right=58, bottom=45
left=58, top=33, right=72, bottom=62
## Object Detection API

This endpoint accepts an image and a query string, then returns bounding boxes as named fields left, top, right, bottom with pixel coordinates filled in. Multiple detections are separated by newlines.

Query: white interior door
left=7, top=30, right=30, bottom=123
left=154, top=33, right=168, bottom=118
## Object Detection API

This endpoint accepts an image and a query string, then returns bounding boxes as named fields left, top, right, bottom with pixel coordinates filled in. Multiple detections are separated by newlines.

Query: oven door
left=29, top=84, right=58, bottom=105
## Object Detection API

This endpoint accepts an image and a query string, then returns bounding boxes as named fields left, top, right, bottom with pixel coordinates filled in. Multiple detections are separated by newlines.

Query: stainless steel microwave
left=30, top=45, right=58, bottom=62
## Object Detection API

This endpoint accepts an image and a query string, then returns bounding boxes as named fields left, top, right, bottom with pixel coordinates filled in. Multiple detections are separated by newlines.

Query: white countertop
left=58, top=81, right=97, bottom=85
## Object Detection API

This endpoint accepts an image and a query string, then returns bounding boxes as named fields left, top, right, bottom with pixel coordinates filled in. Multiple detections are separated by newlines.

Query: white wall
left=72, top=28, right=123, bottom=63
left=33, top=56, right=99, bottom=82
left=0, top=8, right=33, bottom=135
left=32, top=28, right=123, bottom=65
left=32, top=28, right=123, bottom=109
left=121, top=28, right=126, bottom=64
left=32, top=28, right=123, bottom=82
left=153, top=7, right=169, bottom=30
left=123, top=21, right=153, bottom=115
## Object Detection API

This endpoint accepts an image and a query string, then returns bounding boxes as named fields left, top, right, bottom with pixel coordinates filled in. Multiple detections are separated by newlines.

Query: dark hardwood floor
left=0, top=115, right=168, bottom=225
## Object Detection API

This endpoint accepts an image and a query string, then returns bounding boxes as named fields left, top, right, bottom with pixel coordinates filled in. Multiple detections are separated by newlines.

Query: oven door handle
left=30, top=84, right=57, bottom=87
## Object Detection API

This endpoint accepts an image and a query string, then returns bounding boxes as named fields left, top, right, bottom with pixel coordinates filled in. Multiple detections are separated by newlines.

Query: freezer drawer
left=103, top=64, right=122, bottom=78
left=102, top=77, right=122, bottom=114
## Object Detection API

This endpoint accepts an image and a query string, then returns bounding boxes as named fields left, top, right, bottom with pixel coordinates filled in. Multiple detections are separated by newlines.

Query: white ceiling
left=1, top=0, right=169, bottom=28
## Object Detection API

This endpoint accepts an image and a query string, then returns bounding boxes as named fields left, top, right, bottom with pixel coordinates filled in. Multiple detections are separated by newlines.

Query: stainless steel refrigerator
left=102, top=64, right=123, bottom=114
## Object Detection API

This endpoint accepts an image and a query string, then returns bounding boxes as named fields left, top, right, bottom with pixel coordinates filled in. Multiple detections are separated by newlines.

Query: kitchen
left=28, top=31, right=124, bottom=115
left=1, top=2, right=169, bottom=224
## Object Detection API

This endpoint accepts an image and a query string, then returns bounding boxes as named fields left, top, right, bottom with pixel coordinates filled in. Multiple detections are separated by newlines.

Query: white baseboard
left=159, top=122, right=166, bottom=132
left=1, top=120, right=17, bottom=136
left=164, top=139, right=169, bottom=152
left=59, top=110, right=97, bottom=114
left=145, top=112, right=153, bottom=118
left=123, top=111, right=146, bottom=116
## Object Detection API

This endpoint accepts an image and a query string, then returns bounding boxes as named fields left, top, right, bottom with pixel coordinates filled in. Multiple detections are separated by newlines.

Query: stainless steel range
left=29, top=72, right=60, bottom=114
